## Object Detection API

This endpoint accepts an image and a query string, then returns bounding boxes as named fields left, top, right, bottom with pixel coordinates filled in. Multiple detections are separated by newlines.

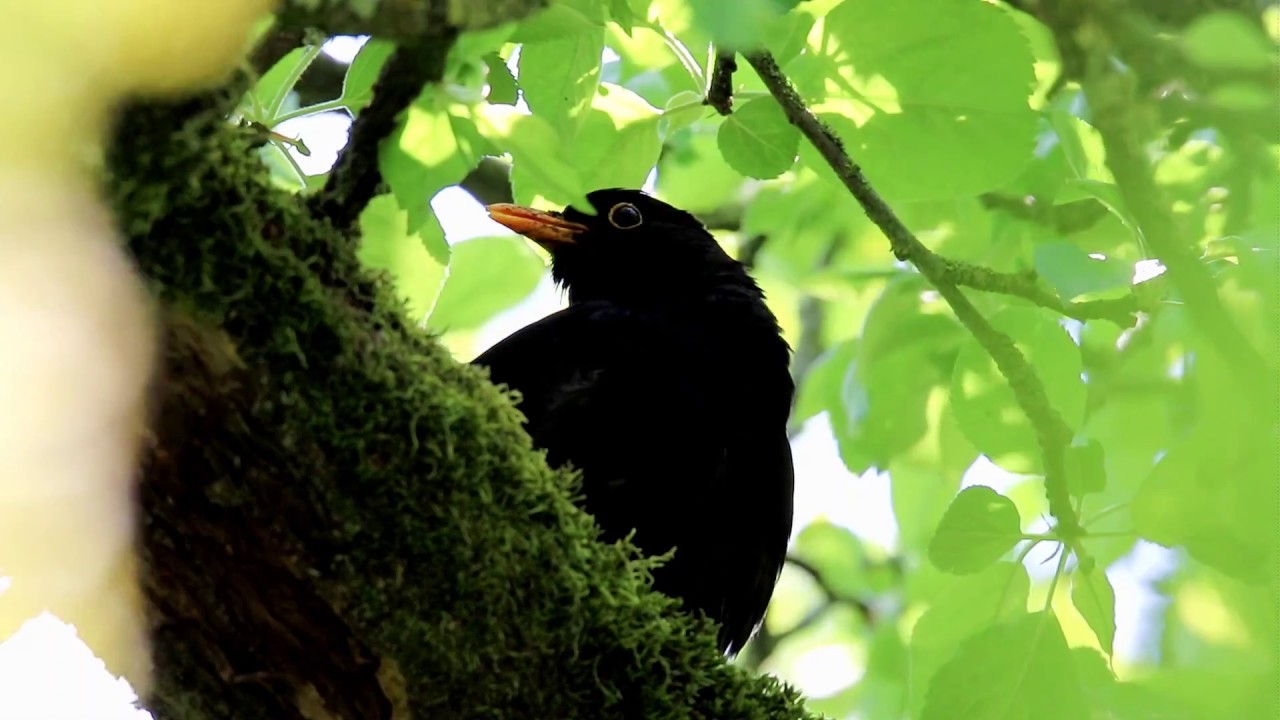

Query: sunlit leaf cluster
left=245, top=0, right=1279, bottom=717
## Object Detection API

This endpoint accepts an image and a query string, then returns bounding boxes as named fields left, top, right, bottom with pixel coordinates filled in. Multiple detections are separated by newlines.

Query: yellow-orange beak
left=487, top=203, right=588, bottom=247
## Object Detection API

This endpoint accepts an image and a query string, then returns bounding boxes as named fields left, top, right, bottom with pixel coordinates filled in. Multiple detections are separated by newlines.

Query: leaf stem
left=1042, top=545, right=1072, bottom=614
left=266, top=42, right=323, bottom=121
left=1081, top=502, right=1129, bottom=529
left=273, top=98, right=351, bottom=126
left=271, top=140, right=309, bottom=188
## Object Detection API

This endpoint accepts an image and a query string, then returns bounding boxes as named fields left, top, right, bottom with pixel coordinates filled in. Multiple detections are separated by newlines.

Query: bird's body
left=473, top=189, right=794, bottom=654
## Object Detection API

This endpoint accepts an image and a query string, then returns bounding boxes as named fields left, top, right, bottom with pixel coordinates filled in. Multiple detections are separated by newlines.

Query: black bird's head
left=487, top=188, right=749, bottom=307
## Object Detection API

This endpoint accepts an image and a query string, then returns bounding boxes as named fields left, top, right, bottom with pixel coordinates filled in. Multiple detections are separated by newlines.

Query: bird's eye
left=607, top=202, right=643, bottom=229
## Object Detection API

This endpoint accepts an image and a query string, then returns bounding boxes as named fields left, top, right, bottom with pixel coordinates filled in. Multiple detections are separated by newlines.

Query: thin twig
left=705, top=50, right=737, bottom=115
left=741, top=554, right=876, bottom=668
left=310, top=32, right=458, bottom=229
left=745, top=51, right=1085, bottom=541
left=943, top=258, right=1140, bottom=327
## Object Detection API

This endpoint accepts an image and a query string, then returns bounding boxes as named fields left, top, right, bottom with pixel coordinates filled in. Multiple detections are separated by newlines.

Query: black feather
left=473, top=189, right=794, bottom=654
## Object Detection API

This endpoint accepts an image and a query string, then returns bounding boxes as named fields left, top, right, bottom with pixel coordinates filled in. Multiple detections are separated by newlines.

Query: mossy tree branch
left=743, top=51, right=1086, bottom=543
left=101, top=3, right=821, bottom=718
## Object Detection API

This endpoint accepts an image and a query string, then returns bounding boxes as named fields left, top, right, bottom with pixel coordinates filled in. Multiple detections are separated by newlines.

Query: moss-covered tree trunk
left=104, top=3, right=814, bottom=718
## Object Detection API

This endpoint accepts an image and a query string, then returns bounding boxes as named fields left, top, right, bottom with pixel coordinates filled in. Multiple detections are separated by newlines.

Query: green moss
left=108, top=90, right=817, bottom=718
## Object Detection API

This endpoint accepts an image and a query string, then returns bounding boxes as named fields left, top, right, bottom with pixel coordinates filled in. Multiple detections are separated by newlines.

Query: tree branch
left=943, top=258, right=1140, bottom=327
left=109, top=80, right=819, bottom=720
left=744, top=51, right=1085, bottom=541
left=310, top=34, right=457, bottom=229
left=1040, top=2, right=1276, bottom=398
left=740, top=555, right=875, bottom=669
left=705, top=50, right=737, bottom=116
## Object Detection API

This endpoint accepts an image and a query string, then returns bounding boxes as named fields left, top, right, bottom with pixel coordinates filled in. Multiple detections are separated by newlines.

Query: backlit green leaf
left=1033, top=242, right=1132, bottom=301
left=380, top=92, right=480, bottom=233
left=574, top=83, right=663, bottom=191
left=510, top=0, right=604, bottom=43
left=804, top=0, right=1037, bottom=202
left=427, top=236, right=545, bottom=332
left=251, top=46, right=312, bottom=121
left=832, top=275, right=964, bottom=471
left=518, top=22, right=605, bottom=136
left=688, top=0, right=787, bottom=51
left=1181, top=11, right=1278, bottom=71
left=357, top=194, right=448, bottom=325
left=475, top=104, right=592, bottom=209
left=342, top=39, right=396, bottom=114
left=927, top=486, right=1023, bottom=574
left=1064, top=439, right=1107, bottom=498
left=950, top=306, right=1086, bottom=474
left=717, top=97, right=800, bottom=179
left=921, top=611, right=1090, bottom=720
left=1071, top=566, right=1116, bottom=657
left=908, top=562, right=1030, bottom=717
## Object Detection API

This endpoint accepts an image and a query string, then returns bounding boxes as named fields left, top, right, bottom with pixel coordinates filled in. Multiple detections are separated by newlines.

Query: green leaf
left=890, top=398, right=977, bottom=554
left=517, top=22, right=605, bottom=137
left=1132, top=425, right=1277, bottom=583
left=574, top=83, right=663, bottom=191
left=475, top=103, right=592, bottom=209
left=660, top=90, right=707, bottom=136
left=356, top=194, right=448, bottom=325
left=688, top=0, right=787, bottom=51
left=1071, top=567, right=1116, bottom=657
left=950, top=306, right=1086, bottom=474
left=791, top=521, right=866, bottom=599
left=483, top=52, right=518, bottom=105
left=921, top=611, right=1090, bottom=720
left=380, top=92, right=480, bottom=233
left=342, top=38, right=396, bottom=114
left=1181, top=11, right=1278, bottom=71
left=606, top=0, right=650, bottom=34
left=250, top=46, right=312, bottom=121
left=510, top=0, right=604, bottom=43
left=656, top=129, right=746, bottom=213
left=855, top=622, right=910, bottom=720
left=764, top=10, right=815, bottom=67
left=716, top=97, right=800, bottom=180
left=1049, top=112, right=1113, bottom=185
left=927, top=486, right=1023, bottom=574
left=426, top=236, right=546, bottom=332
left=449, top=22, right=518, bottom=63
left=793, top=338, right=857, bottom=425
left=1064, top=439, right=1106, bottom=498
left=832, top=275, right=963, bottom=471
left=908, top=562, right=1030, bottom=717
left=1033, top=242, right=1132, bottom=301
left=1131, top=341, right=1279, bottom=583
left=803, top=0, right=1037, bottom=202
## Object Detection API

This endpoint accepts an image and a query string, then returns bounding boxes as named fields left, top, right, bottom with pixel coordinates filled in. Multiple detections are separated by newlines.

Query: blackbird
left=473, top=188, right=794, bottom=655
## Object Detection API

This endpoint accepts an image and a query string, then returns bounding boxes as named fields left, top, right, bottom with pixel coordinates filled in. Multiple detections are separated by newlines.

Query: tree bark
left=104, top=2, right=815, bottom=718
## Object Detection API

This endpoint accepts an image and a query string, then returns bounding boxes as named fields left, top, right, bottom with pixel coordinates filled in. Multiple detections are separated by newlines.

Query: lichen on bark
left=103, top=6, right=817, bottom=719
